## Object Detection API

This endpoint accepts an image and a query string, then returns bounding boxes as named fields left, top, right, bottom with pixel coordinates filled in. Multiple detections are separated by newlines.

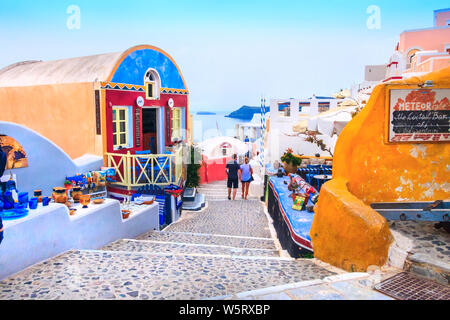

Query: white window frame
left=144, top=68, right=161, bottom=100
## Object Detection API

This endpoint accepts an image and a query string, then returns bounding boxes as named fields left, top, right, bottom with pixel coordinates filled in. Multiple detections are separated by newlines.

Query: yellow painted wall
left=0, top=83, right=100, bottom=159
left=310, top=67, right=450, bottom=272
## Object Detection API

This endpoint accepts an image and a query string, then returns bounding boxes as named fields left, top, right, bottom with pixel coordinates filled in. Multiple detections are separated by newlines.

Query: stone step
left=135, top=231, right=277, bottom=250
left=0, top=250, right=336, bottom=300
left=165, top=201, right=272, bottom=239
left=101, top=239, right=280, bottom=258
left=388, top=221, right=450, bottom=286
left=404, top=253, right=450, bottom=286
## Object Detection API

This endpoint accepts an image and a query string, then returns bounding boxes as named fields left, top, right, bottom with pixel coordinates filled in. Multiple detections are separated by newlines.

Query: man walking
left=226, top=154, right=240, bottom=200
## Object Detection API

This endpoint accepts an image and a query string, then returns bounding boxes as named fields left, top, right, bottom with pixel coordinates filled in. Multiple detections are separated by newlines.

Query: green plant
left=280, top=148, right=302, bottom=167
left=186, top=145, right=202, bottom=188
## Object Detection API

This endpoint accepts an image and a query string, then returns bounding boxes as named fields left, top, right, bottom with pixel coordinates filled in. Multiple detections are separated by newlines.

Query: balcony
left=105, top=145, right=183, bottom=190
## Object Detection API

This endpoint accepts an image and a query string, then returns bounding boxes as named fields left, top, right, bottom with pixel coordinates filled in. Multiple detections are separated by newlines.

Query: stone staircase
left=0, top=230, right=337, bottom=300
left=0, top=182, right=338, bottom=300
left=197, top=180, right=259, bottom=201
left=389, top=221, right=450, bottom=286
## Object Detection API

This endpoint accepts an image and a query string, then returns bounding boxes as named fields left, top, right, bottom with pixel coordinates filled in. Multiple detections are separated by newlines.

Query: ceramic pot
left=52, top=187, right=65, bottom=202
left=122, top=210, right=131, bottom=220
left=80, top=195, right=91, bottom=208
left=34, top=190, right=43, bottom=203
left=54, top=188, right=68, bottom=204
left=71, top=187, right=82, bottom=203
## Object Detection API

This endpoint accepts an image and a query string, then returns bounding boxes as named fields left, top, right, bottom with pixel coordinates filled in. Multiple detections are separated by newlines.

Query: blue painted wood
left=111, top=49, right=186, bottom=89
left=371, top=201, right=449, bottom=222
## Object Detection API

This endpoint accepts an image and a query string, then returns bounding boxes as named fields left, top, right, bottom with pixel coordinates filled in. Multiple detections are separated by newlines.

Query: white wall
left=0, top=199, right=159, bottom=280
left=0, top=121, right=103, bottom=196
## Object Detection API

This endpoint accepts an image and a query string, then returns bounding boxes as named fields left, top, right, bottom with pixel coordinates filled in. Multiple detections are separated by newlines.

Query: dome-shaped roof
left=0, top=45, right=187, bottom=90
left=0, top=52, right=122, bottom=87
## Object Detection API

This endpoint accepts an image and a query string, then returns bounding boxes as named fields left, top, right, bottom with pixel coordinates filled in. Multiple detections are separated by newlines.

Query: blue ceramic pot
left=29, top=197, right=39, bottom=210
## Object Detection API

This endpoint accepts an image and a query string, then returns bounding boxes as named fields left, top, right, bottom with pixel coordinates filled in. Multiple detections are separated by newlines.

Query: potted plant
left=64, top=180, right=72, bottom=195
left=281, top=148, right=302, bottom=174
left=186, top=145, right=202, bottom=188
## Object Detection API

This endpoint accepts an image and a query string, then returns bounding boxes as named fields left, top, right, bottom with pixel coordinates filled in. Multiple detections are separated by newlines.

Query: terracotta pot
left=122, top=210, right=131, bottom=219
left=80, top=195, right=91, bottom=208
left=71, top=187, right=82, bottom=202
left=34, top=190, right=43, bottom=203
left=54, top=188, right=68, bottom=204
left=93, top=198, right=105, bottom=204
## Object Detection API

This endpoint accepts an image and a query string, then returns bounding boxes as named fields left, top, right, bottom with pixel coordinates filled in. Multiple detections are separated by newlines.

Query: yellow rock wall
left=310, top=67, right=450, bottom=272
left=0, top=83, right=99, bottom=159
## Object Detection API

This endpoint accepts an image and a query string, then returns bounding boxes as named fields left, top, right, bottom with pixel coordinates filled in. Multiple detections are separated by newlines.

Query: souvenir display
left=93, top=198, right=105, bottom=204
left=18, top=192, right=29, bottom=205
left=64, top=180, right=72, bottom=195
left=29, top=197, right=38, bottom=210
left=34, top=190, right=43, bottom=203
left=54, top=188, right=68, bottom=204
left=80, top=195, right=91, bottom=208
left=310, top=194, right=319, bottom=204
left=71, top=186, right=82, bottom=203
left=94, top=171, right=106, bottom=187
left=122, top=210, right=131, bottom=219
left=292, top=196, right=306, bottom=211
left=134, top=196, right=155, bottom=205
left=42, top=197, right=50, bottom=206
left=2, top=191, right=15, bottom=210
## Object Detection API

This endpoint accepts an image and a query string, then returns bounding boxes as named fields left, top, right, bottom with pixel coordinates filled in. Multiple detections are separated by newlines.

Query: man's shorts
left=227, top=178, right=239, bottom=189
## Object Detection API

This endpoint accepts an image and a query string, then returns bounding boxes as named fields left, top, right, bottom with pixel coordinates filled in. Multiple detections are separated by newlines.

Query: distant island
left=196, top=111, right=217, bottom=115
left=226, top=106, right=261, bottom=121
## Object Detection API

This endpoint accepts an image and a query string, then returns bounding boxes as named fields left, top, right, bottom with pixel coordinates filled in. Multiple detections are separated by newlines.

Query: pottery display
left=122, top=210, right=131, bottom=219
left=34, top=190, right=43, bottom=203
left=80, top=195, right=91, bottom=208
left=54, top=188, right=68, bottom=204
left=42, top=197, right=50, bottom=206
left=93, top=198, right=105, bottom=204
left=18, top=192, right=29, bottom=205
left=29, top=197, right=38, bottom=210
left=71, top=186, right=82, bottom=202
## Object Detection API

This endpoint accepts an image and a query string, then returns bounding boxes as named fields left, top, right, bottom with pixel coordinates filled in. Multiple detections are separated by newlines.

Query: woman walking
left=239, top=157, right=253, bottom=200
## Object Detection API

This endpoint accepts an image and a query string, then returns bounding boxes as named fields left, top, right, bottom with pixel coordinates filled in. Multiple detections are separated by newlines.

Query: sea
left=191, top=110, right=245, bottom=143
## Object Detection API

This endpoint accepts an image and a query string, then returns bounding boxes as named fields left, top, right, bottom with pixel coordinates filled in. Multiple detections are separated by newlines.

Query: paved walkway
left=0, top=180, right=394, bottom=300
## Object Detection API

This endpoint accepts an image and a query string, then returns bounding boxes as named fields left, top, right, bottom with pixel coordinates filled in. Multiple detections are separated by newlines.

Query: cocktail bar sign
left=387, top=87, right=449, bottom=143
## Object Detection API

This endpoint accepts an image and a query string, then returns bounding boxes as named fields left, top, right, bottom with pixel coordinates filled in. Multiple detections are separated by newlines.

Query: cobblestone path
left=0, top=180, right=336, bottom=300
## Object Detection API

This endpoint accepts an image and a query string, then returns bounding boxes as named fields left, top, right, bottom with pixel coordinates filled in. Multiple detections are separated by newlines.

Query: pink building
left=355, top=8, right=450, bottom=99
left=385, top=8, right=450, bottom=81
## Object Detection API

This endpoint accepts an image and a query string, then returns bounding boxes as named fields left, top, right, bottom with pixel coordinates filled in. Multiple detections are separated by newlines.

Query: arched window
left=406, top=48, right=421, bottom=70
left=144, top=69, right=161, bottom=100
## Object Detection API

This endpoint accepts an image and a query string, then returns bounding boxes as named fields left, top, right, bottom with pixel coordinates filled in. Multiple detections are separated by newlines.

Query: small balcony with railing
left=105, top=145, right=184, bottom=190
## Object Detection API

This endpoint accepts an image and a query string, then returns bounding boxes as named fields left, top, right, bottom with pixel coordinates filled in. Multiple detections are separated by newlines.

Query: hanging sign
left=135, top=108, right=141, bottom=147
left=387, top=87, right=449, bottom=143
left=136, top=96, right=145, bottom=107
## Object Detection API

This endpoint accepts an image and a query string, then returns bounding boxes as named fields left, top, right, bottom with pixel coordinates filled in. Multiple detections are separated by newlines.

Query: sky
left=0, top=0, right=448, bottom=111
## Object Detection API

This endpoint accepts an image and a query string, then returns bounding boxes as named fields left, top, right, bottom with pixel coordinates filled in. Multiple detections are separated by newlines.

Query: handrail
left=105, top=145, right=183, bottom=190
left=294, top=155, right=333, bottom=161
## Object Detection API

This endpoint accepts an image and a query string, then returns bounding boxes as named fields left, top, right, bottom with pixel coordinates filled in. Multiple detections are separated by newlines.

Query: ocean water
left=192, top=111, right=244, bottom=143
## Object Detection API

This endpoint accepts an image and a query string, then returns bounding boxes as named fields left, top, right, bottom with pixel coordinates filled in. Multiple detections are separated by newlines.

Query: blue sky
left=0, top=0, right=448, bottom=111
